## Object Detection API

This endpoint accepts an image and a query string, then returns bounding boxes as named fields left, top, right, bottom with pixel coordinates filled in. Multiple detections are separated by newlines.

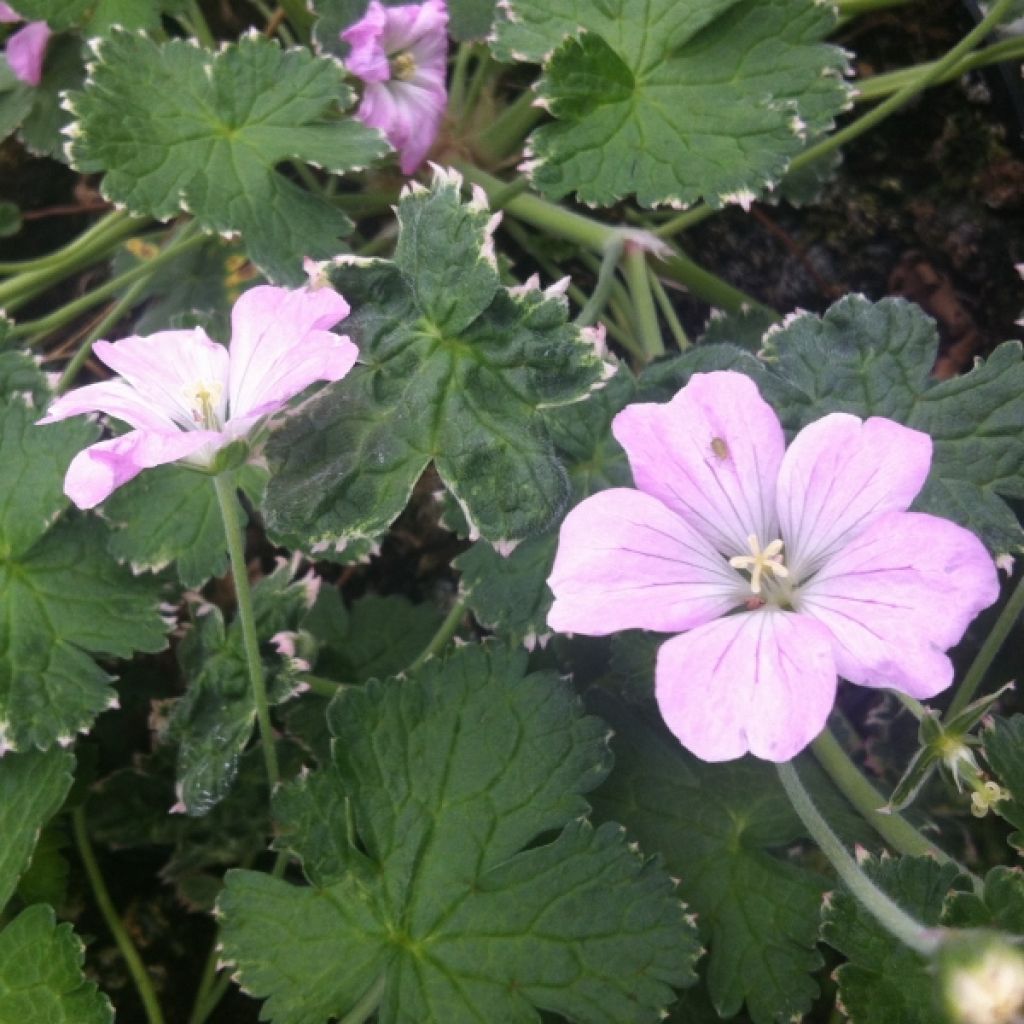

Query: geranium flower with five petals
left=39, top=283, right=358, bottom=509
left=342, top=0, right=448, bottom=175
left=547, top=371, right=999, bottom=763
left=0, top=3, right=51, bottom=86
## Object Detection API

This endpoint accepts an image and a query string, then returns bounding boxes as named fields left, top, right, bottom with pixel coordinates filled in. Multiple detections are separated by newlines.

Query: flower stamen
left=187, top=381, right=223, bottom=429
left=391, top=51, right=417, bottom=80
left=729, top=533, right=789, bottom=595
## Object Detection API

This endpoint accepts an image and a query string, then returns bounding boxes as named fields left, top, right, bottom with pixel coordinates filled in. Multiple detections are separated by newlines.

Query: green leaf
left=589, top=697, right=827, bottom=1024
left=171, top=560, right=317, bottom=815
left=0, top=749, right=74, bottom=912
left=17, top=36, right=86, bottom=160
left=103, top=464, right=266, bottom=588
left=946, top=866, right=1024, bottom=935
left=15, top=827, right=71, bottom=909
left=12, top=0, right=186, bottom=32
left=0, top=200, right=20, bottom=238
left=821, top=855, right=962, bottom=1024
left=455, top=370, right=634, bottom=643
left=0, top=60, right=34, bottom=143
left=762, top=295, right=1024, bottom=553
left=0, top=905, right=113, bottom=1023
left=69, top=31, right=389, bottom=283
left=0, top=350, right=49, bottom=407
left=263, top=169, right=610, bottom=546
left=220, top=643, right=699, bottom=1023
left=0, top=396, right=168, bottom=752
left=493, top=0, right=849, bottom=208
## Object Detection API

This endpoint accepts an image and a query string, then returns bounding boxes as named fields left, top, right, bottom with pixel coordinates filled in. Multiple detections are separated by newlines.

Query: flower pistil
left=729, top=533, right=789, bottom=595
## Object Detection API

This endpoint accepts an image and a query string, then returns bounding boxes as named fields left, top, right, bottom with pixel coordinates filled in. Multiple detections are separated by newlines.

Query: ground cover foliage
left=0, top=1, right=1023, bottom=1022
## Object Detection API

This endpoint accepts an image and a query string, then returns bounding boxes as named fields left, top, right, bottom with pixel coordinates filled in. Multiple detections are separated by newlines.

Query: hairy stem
left=213, top=474, right=281, bottom=798
left=406, top=597, right=468, bottom=674
left=624, top=245, right=665, bottom=360
left=648, top=268, right=691, bottom=349
left=72, top=806, right=166, bottom=1024
left=777, top=761, right=942, bottom=957
left=474, top=88, right=545, bottom=165
left=946, top=569, right=1024, bottom=720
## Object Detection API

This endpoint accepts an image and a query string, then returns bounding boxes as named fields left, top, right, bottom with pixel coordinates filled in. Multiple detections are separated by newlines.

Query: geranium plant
left=0, top=1, right=1023, bottom=1023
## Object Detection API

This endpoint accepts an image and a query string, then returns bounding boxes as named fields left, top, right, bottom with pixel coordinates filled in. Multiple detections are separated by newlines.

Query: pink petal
left=777, top=414, right=932, bottom=577
left=94, top=329, right=230, bottom=430
left=798, top=511, right=999, bottom=699
left=547, top=488, right=744, bottom=635
left=6, top=20, right=50, bottom=87
left=656, top=610, right=837, bottom=762
left=64, top=429, right=223, bottom=510
left=0, top=5, right=21, bottom=24
left=383, top=0, right=448, bottom=55
left=612, top=371, right=786, bottom=557
left=38, top=379, right=180, bottom=433
left=341, top=0, right=391, bottom=82
left=226, top=285, right=355, bottom=422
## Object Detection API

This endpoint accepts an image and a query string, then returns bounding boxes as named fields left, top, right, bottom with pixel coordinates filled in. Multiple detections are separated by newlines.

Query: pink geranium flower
left=547, top=371, right=999, bottom=763
left=39, top=283, right=358, bottom=510
left=342, top=0, right=448, bottom=175
left=0, top=3, right=51, bottom=87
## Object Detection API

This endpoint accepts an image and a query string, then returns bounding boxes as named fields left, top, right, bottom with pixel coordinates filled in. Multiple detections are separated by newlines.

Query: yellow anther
left=392, top=51, right=417, bottom=80
left=729, top=534, right=790, bottom=595
left=186, top=381, right=223, bottom=429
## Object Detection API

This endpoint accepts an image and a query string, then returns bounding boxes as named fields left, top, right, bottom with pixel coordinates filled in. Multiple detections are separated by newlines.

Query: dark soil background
left=2, top=3, right=1022, bottom=1022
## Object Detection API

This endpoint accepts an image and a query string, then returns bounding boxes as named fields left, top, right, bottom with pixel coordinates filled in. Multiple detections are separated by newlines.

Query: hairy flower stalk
left=0, top=3, right=51, bottom=86
left=342, top=0, right=449, bottom=175
left=547, top=371, right=1000, bottom=762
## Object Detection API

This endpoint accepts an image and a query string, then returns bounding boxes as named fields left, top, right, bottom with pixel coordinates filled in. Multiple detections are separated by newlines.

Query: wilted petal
left=38, top=379, right=179, bottom=433
left=6, top=19, right=50, bottom=86
left=64, top=429, right=222, bottom=509
left=94, top=329, right=229, bottom=430
left=341, top=0, right=391, bottom=82
left=799, top=511, right=999, bottom=698
left=547, top=488, right=744, bottom=635
left=612, top=372, right=786, bottom=557
left=226, top=285, right=354, bottom=422
left=656, top=610, right=837, bottom=762
left=778, top=414, right=932, bottom=577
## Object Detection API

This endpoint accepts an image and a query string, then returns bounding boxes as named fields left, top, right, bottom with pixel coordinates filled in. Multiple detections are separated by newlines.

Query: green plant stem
left=474, top=88, right=545, bottom=165
left=811, top=729, right=964, bottom=868
left=55, top=276, right=151, bottom=394
left=0, top=209, right=133, bottom=277
left=8, top=229, right=206, bottom=341
left=453, top=162, right=773, bottom=316
left=836, top=0, right=915, bottom=15
left=449, top=42, right=474, bottom=118
left=576, top=238, right=624, bottom=328
left=189, top=971, right=233, bottom=1024
left=72, top=806, right=166, bottom=1024
left=790, top=0, right=1014, bottom=177
left=0, top=213, right=145, bottom=312
left=623, top=245, right=665, bottom=360
left=777, top=761, right=942, bottom=957
left=277, top=0, right=314, bottom=40
left=652, top=203, right=715, bottom=239
left=183, top=0, right=216, bottom=47
left=187, top=945, right=221, bottom=1024
left=406, top=597, right=468, bottom=674
left=340, top=974, right=386, bottom=1024
left=854, top=36, right=1024, bottom=104
left=461, top=48, right=494, bottom=127
left=213, top=474, right=281, bottom=798
left=648, top=269, right=690, bottom=349
left=946, top=570, right=1024, bottom=720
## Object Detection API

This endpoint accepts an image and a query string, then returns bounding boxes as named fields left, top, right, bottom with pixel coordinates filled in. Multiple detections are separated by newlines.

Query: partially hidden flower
left=547, top=371, right=999, bottom=763
left=0, top=3, right=51, bottom=87
left=342, top=0, right=448, bottom=175
left=39, top=283, right=358, bottom=509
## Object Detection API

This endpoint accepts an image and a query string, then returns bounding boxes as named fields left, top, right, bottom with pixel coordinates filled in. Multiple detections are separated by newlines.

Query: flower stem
left=648, top=268, right=691, bottom=349
left=810, top=728, right=972, bottom=875
left=624, top=245, right=665, bottom=361
left=777, top=760, right=942, bottom=958
left=853, top=36, right=1024, bottom=104
left=72, top=805, right=166, bottom=1024
left=8, top=228, right=206, bottom=342
left=406, top=597, right=468, bottom=674
left=576, top=238, right=624, bottom=328
left=789, top=0, right=1015, bottom=177
left=474, top=88, right=545, bottom=165
left=448, top=42, right=475, bottom=118
left=0, top=209, right=135, bottom=277
left=213, top=473, right=281, bottom=798
left=946, top=569, right=1024, bottom=720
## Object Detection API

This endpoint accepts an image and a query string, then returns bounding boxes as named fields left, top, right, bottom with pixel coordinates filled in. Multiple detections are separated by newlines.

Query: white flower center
left=391, top=51, right=417, bottom=81
left=186, top=380, right=224, bottom=430
left=729, top=534, right=789, bottom=596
